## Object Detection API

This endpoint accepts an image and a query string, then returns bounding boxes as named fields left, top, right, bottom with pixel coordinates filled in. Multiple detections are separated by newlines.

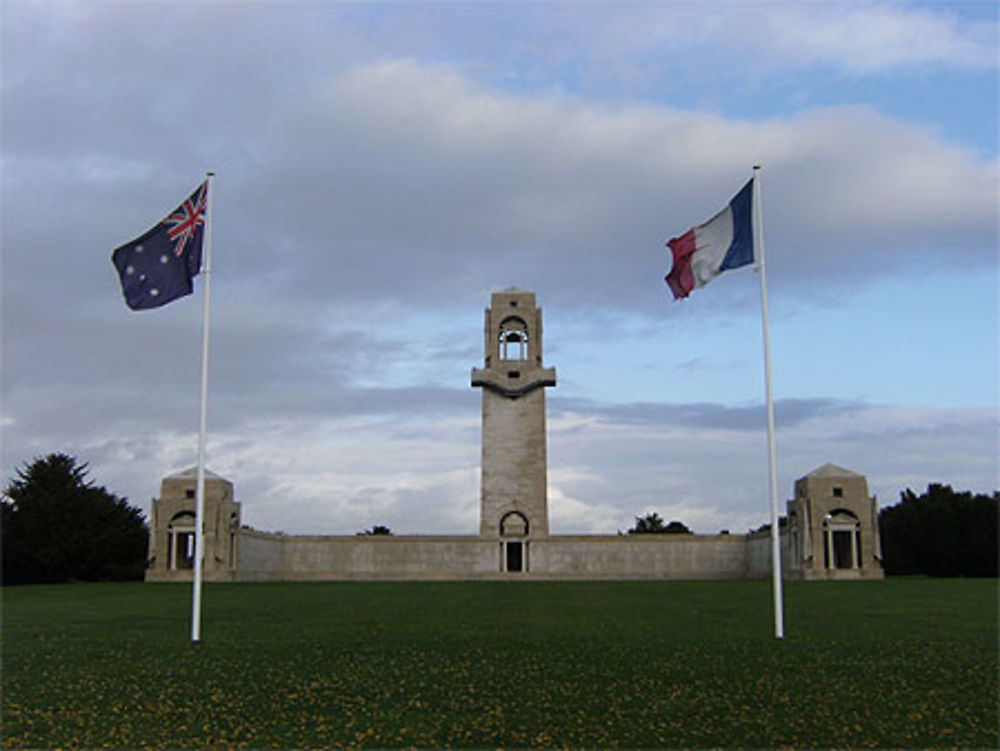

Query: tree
left=628, top=513, right=692, bottom=534
left=879, top=484, right=998, bottom=577
left=2, top=454, right=148, bottom=584
left=663, top=520, right=693, bottom=534
left=628, top=512, right=665, bottom=534
left=358, top=524, right=393, bottom=536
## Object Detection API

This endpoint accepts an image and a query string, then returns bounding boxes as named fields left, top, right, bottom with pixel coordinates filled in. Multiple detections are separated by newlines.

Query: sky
left=2, top=0, right=997, bottom=537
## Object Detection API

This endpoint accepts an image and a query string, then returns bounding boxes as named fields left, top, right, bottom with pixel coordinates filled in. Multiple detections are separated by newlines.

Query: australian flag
left=112, top=180, right=208, bottom=310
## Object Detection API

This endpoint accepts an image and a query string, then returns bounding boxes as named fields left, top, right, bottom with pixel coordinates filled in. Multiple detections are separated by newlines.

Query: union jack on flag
left=165, top=181, right=207, bottom=257
left=111, top=179, right=209, bottom=311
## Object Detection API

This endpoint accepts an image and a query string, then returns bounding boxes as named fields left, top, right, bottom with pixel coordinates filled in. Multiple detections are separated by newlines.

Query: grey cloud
left=5, top=23, right=996, bottom=323
left=552, top=396, right=867, bottom=431
left=2, top=2, right=995, bottom=540
left=249, top=63, right=995, bottom=310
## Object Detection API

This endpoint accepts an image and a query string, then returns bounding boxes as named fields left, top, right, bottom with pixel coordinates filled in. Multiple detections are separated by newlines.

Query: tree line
left=2, top=454, right=997, bottom=583
left=878, top=484, right=997, bottom=577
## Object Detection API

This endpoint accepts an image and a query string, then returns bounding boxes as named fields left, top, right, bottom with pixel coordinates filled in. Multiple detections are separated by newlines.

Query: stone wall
left=236, top=529, right=286, bottom=579
left=236, top=532, right=499, bottom=581
left=146, top=464, right=881, bottom=583
left=745, top=528, right=798, bottom=580
left=229, top=530, right=804, bottom=581
left=530, top=534, right=752, bottom=579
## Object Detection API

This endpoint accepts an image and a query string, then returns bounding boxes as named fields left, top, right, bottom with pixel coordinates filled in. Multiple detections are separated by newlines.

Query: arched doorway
left=823, top=509, right=861, bottom=570
left=167, top=511, right=196, bottom=570
left=500, top=511, right=529, bottom=573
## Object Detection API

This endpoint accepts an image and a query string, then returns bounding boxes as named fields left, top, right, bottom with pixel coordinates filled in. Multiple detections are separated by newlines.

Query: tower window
left=499, top=318, right=529, bottom=361
left=833, top=487, right=843, bottom=498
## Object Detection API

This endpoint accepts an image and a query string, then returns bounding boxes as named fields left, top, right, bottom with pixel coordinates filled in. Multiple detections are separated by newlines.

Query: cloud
left=4, top=55, right=995, bottom=517
left=553, top=397, right=865, bottom=431
left=589, top=2, right=998, bottom=77
left=1, top=2, right=995, bottom=550
left=545, top=399, right=997, bottom=534
left=752, top=3, right=998, bottom=72
left=224, top=58, right=996, bottom=314
left=4, top=28, right=995, bottom=321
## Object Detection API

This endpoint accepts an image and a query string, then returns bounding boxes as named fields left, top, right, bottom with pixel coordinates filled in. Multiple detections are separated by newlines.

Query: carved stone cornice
left=471, top=366, right=556, bottom=398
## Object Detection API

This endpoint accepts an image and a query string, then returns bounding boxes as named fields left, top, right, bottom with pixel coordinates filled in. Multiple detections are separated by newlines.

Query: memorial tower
left=471, top=288, right=556, bottom=571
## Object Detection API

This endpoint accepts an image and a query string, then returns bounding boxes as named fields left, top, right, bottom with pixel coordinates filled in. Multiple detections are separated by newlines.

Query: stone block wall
left=745, top=528, right=798, bottom=580
left=530, top=535, right=752, bottom=579
left=236, top=533, right=500, bottom=581
left=228, top=530, right=806, bottom=581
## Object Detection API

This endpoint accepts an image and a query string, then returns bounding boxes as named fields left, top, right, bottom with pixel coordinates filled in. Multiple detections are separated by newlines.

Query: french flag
left=665, top=179, right=755, bottom=300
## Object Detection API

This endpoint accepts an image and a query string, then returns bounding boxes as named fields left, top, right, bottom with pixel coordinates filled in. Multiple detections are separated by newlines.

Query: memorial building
left=146, top=289, right=883, bottom=582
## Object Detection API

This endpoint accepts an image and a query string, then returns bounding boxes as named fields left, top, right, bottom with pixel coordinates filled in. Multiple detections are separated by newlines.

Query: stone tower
left=145, top=467, right=241, bottom=582
left=471, top=288, right=556, bottom=572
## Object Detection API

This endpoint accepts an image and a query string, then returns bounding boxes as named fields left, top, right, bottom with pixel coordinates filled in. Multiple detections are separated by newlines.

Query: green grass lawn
left=3, top=579, right=996, bottom=749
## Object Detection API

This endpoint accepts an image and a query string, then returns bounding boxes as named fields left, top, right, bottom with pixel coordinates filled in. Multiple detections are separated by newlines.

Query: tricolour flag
left=111, top=180, right=208, bottom=310
left=665, top=179, right=754, bottom=300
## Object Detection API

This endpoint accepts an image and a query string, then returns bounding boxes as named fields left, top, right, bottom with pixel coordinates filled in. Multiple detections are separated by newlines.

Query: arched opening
left=500, top=511, right=529, bottom=537
left=498, top=317, right=529, bottom=361
left=167, top=511, right=196, bottom=570
left=822, top=509, right=860, bottom=570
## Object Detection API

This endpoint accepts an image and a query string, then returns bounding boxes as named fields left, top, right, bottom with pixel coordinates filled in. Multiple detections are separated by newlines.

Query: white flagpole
left=192, top=171, right=214, bottom=644
left=753, top=165, right=785, bottom=640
